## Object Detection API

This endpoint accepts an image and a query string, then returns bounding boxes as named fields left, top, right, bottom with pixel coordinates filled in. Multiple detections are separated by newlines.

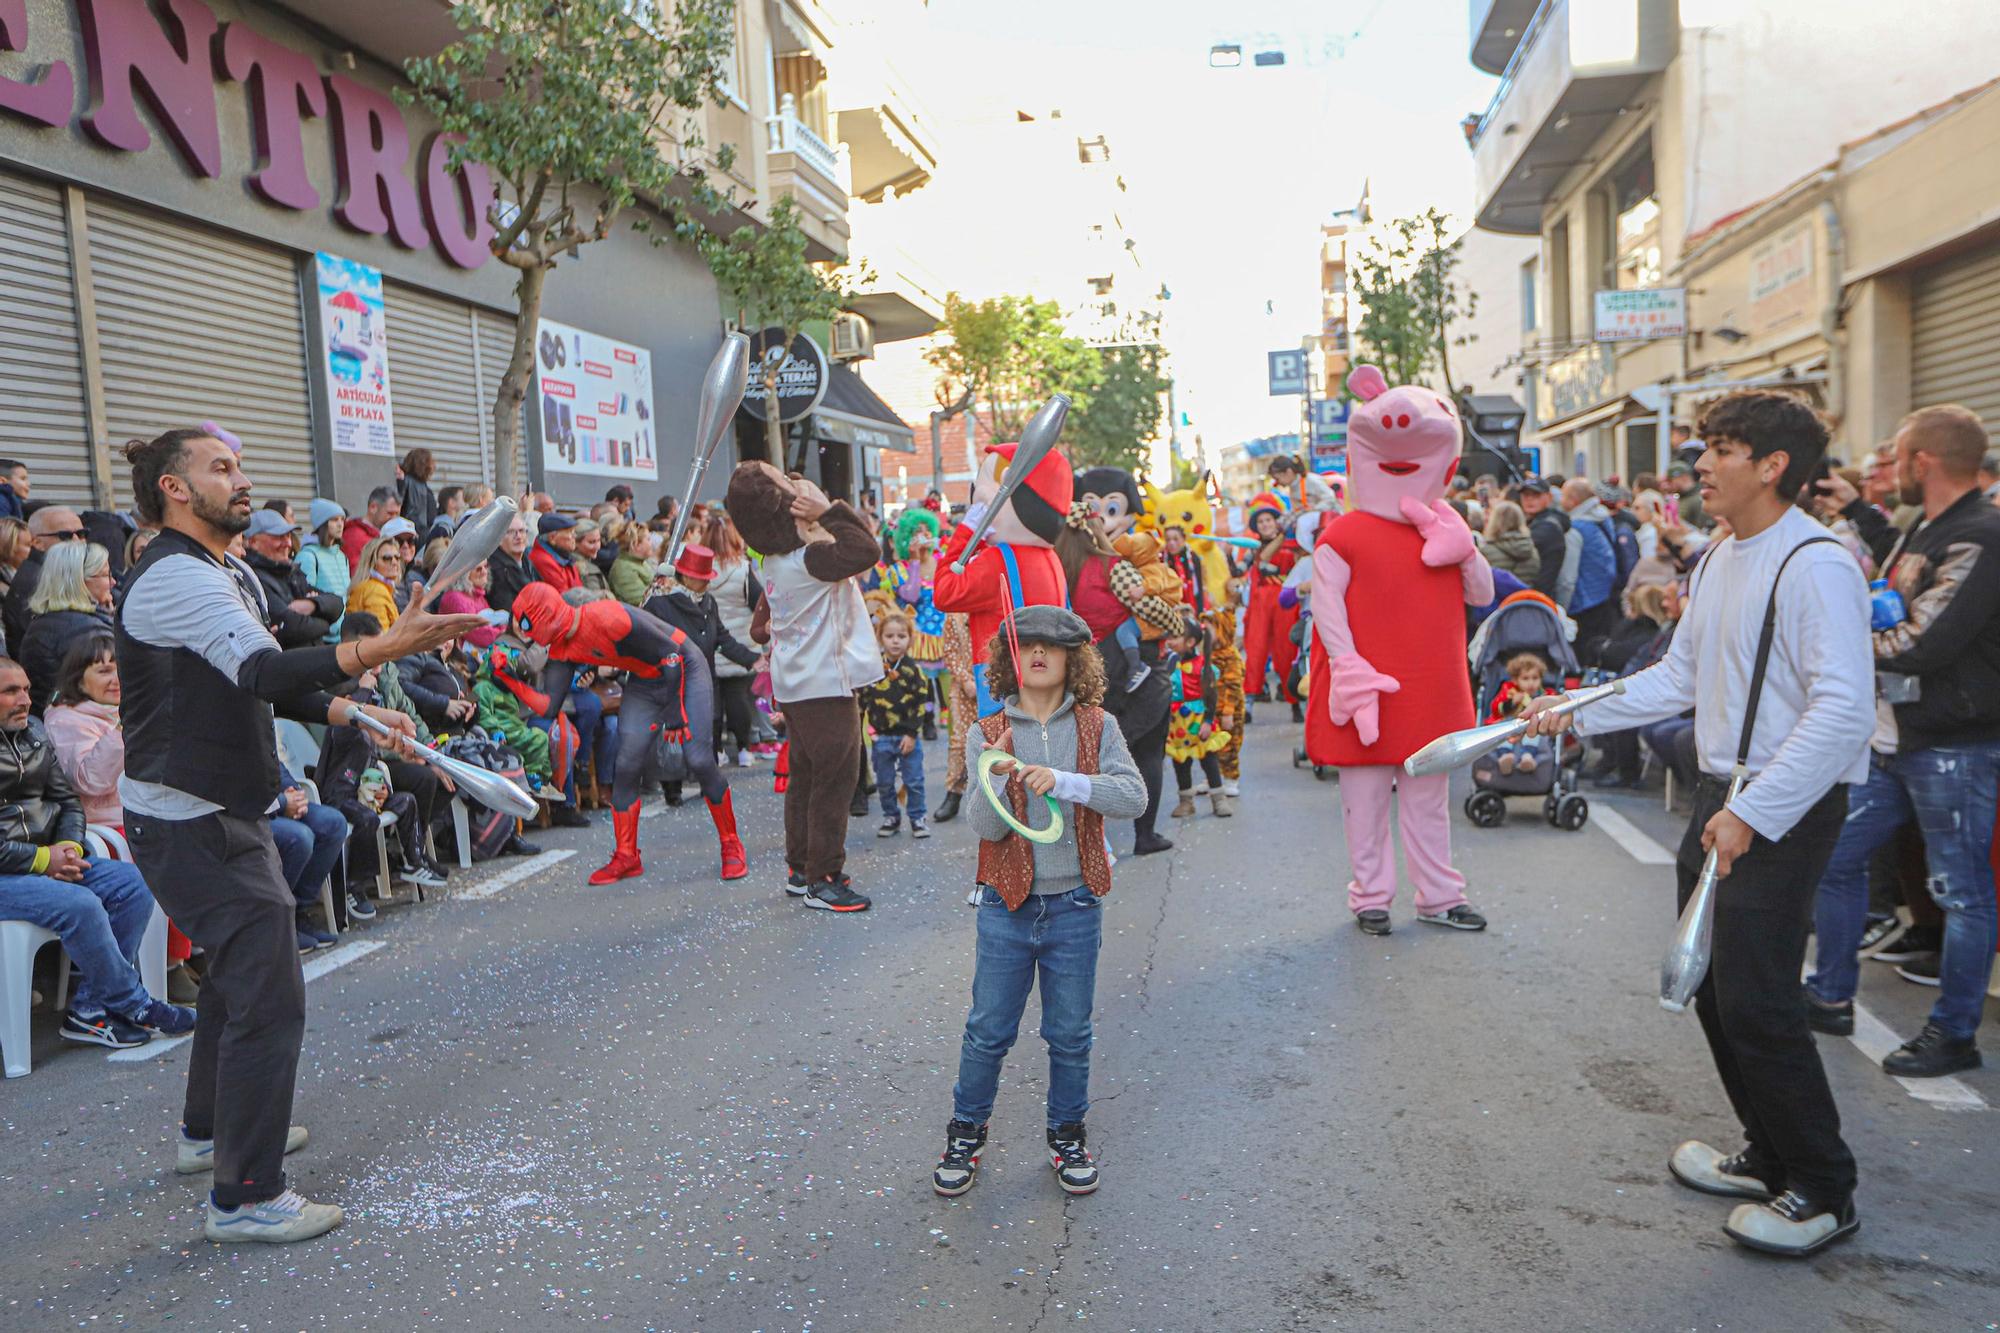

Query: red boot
left=708, top=790, right=748, bottom=881
left=588, top=802, right=644, bottom=884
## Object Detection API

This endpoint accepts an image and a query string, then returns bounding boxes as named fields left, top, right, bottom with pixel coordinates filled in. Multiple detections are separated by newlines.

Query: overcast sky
left=915, top=0, right=1501, bottom=457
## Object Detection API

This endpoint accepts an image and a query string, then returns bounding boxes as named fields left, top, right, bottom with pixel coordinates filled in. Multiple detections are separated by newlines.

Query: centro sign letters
left=0, top=0, right=497, bottom=269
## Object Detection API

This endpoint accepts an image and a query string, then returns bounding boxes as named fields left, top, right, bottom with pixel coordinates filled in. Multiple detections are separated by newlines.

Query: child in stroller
left=1462, top=592, right=1592, bottom=830
left=1486, top=652, right=1558, bottom=775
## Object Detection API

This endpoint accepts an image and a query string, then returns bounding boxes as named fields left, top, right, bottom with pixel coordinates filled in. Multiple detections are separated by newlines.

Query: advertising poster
left=315, top=252, right=395, bottom=455
left=534, top=317, right=657, bottom=478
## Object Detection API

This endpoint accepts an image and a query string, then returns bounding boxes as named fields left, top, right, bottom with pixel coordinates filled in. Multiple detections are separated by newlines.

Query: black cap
left=538, top=512, right=576, bottom=534
left=1004, top=604, right=1092, bottom=649
left=1518, top=477, right=1551, bottom=495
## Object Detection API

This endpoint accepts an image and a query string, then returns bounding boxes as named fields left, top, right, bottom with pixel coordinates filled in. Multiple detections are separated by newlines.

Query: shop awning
left=813, top=364, right=918, bottom=453
left=1537, top=396, right=1640, bottom=439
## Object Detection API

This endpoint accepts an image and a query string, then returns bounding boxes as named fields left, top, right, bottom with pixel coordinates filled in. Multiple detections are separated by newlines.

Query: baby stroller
left=1462, top=593, right=1591, bottom=831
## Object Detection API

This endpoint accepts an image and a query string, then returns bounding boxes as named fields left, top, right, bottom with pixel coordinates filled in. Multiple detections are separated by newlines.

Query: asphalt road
left=1, top=718, right=1996, bottom=1332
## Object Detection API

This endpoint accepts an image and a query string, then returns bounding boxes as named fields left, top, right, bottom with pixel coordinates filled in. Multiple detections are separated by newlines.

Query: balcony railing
left=768, top=93, right=844, bottom=187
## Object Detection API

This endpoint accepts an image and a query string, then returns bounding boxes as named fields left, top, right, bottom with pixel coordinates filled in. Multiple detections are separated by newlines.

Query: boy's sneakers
left=297, top=922, right=336, bottom=950
left=398, top=863, right=447, bottom=890
left=135, top=1000, right=198, bottom=1036
left=785, top=869, right=811, bottom=897
left=1855, top=913, right=1906, bottom=957
left=932, top=1119, right=988, bottom=1196
left=804, top=876, right=871, bottom=912
left=877, top=816, right=901, bottom=838
left=61, top=1011, right=151, bottom=1049
left=1124, top=664, right=1151, bottom=693
left=1047, top=1123, right=1100, bottom=1195
left=910, top=817, right=930, bottom=839
left=346, top=892, right=377, bottom=920
left=178, top=1124, right=308, bottom=1174
left=204, top=1189, right=343, bottom=1244
left=1418, top=904, right=1488, bottom=932
left=297, top=930, right=326, bottom=955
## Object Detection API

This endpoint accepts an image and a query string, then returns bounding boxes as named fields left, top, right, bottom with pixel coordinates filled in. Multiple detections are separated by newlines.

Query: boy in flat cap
left=933, top=605, right=1147, bottom=1200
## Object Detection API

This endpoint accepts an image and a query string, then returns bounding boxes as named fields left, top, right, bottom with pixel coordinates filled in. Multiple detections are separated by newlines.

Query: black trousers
left=1127, top=713, right=1169, bottom=839
left=1174, top=753, right=1222, bottom=791
left=1680, top=776, right=1856, bottom=1203
left=713, top=674, right=756, bottom=755
left=127, top=809, right=305, bottom=1208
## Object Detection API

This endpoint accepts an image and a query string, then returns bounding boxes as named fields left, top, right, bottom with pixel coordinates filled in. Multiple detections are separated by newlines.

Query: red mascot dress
left=510, top=583, right=746, bottom=885
left=1241, top=491, right=1302, bottom=701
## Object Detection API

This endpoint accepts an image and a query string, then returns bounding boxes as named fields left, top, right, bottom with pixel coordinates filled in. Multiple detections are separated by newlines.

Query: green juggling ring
left=976, top=748, right=1065, bottom=844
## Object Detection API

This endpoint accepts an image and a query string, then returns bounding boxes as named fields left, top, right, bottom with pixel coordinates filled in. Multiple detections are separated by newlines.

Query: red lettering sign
left=614, top=348, right=636, bottom=364
left=576, top=415, right=598, bottom=430
left=216, top=22, right=325, bottom=211
left=0, top=0, right=74, bottom=126
left=542, top=379, right=575, bottom=400
left=583, top=359, right=612, bottom=378
left=76, top=0, right=221, bottom=178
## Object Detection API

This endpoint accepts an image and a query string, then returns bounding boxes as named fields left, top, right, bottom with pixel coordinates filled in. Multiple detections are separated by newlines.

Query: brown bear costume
left=728, top=462, right=885, bottom=910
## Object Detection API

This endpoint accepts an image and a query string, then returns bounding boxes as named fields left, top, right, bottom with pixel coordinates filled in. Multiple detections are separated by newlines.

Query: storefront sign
left=0, top=0, right=496, bottom=268
left=534, top=318, right=657, bottom=479
left=1537, top=343, right=1616, bottom=424
left=816, top=414, right=903, bottom=451
left=1749, top=221, right=1816, bottom=332
left=1593, top=287, right=1686, bottom=342
left=1267, top=348, right=1307, bottom=396
left=314, top=252, right=395, bottom=456
left=740, top=329, right=829, bottom=423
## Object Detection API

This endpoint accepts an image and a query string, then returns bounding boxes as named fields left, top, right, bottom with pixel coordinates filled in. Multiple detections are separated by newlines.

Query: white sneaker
left=1221, top=781, right=1240, bottom=797
left=204, top=1188, right=343, bottom=1243
left=398, top=864, right=447, bottom=889
left=178, top=1125, right=308, bottom=1174
left=736, top=749, right=756, bottom=767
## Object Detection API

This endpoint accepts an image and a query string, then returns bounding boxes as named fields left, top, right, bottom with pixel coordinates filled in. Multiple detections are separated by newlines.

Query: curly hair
left=981, top=630, right=1106, bottom=708
left=1696, top=389, right=1829, bottom=500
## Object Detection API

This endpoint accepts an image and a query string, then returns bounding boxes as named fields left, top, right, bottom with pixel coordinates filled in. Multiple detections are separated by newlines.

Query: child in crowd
left=318, top=667, right=439, bottom=899
left=935, top=606, right=1147, bottom=1199
left=861, top=611, right=930, bottom=839
left=1162, top=622, right=1233, bottom=818
left=1487, top=651, right=1559, bottom=775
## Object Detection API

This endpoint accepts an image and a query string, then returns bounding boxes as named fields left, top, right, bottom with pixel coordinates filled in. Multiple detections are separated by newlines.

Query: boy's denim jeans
left=269, top=803, right=348, bottom=911
left=0, top=858, right=154, bottom=1019
left=871, top=736, right=926, bottom=821
left=1809, top=744, right=2000, bottom=1039
left=953, top=885, right=1103, bottom=1129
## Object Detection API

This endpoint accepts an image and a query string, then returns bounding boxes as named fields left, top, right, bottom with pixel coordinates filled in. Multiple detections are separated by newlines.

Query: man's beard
left=193, top=487, right=252, bottom=534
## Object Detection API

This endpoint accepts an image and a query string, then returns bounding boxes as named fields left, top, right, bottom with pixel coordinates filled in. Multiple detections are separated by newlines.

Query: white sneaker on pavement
left=204, top=1189, right=343, bottom=1243
left=736, top=748, right=756, bottom=767
left=178, top=1125, right=308, bottom=1174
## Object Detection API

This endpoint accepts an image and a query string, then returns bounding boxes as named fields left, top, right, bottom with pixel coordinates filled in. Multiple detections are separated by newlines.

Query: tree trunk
left=763, top=374, right=784, bottom=467
left=492, top=261, right=549, bottom=499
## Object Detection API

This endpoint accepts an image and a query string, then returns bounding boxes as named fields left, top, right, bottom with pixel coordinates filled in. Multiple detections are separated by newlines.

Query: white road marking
left=1590, top=805, right=1676, bottom=865
left=108, top=941, right=387, bottom=1063
left=454, top=848, right=576, bottom=900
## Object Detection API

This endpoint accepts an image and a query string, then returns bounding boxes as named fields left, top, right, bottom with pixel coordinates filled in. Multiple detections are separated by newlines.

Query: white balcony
left=1469, top=0, right=1677, bottom=234
left=768, top=94, right=845, bottom=186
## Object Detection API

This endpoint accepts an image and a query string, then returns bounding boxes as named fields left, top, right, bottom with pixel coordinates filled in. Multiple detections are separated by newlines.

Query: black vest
left=115, top=528, right=282, bottom=818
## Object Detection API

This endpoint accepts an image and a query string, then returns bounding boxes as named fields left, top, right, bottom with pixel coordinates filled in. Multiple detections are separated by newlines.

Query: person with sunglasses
left=3, top=505, right=85, bottom=655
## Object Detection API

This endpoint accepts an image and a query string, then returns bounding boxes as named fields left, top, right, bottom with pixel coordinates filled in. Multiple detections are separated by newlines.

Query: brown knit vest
left=975, top=706, right=1112, bottom=910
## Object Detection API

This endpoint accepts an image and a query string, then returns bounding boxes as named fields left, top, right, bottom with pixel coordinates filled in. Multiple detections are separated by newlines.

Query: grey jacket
left=966, top=693, right=1148, bottom=897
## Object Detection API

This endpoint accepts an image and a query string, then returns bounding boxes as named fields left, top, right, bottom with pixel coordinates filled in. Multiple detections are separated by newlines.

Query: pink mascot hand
left=1327, top=652, right=1401, bottom=748
left=1399, top=496, right=1476, bottom=568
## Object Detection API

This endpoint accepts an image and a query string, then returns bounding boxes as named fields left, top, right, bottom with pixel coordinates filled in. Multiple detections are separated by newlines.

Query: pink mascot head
left=1343, top=364, right=1461, bottom=523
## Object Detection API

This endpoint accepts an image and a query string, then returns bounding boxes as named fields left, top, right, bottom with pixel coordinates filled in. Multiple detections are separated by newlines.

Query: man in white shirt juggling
left=1526, top=390, right=1874, bottom=1260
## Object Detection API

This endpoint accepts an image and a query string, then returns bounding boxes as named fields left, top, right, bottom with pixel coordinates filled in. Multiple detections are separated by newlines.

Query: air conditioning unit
left=830, top=311, right=875, bottom=362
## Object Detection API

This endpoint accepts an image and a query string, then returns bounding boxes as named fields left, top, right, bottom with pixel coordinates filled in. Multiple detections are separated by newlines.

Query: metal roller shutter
left=1911, top=242, right=2000, bottom=437
left=475, top=309, right=528, bottom=489
left=89, top=196, right=317, bottom=510
left=0, top=170, right=94, bottom=504
left=383, top=281, right=488, bottom=490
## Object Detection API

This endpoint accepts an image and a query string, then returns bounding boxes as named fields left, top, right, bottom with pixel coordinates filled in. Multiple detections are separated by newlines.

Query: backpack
left=437, top=728, right=530, bottom=861
left=1600, top=516, right=1641, bottom=599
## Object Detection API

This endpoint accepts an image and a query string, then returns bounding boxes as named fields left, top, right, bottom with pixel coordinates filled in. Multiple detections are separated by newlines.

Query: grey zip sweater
left=966, top=693, right=1148, bottom=897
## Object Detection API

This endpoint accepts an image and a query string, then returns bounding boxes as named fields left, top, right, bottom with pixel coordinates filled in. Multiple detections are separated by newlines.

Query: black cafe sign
left=740, top=327, right=829, bottom=424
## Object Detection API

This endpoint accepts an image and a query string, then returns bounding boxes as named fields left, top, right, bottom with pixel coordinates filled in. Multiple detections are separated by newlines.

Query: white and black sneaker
left=910, top=818, right=930, bottom=839
left=932, top=1119, right=988, bottom=1196
left=1855, top=913, right=1906, bottom=958
left=60, top=1011, right=151, bottom=1049
left=398, top=863, right=446, bottom=890
left=804, top=876, right=871, bottom=912
left=345, top=893, right=377, bottom=921
left=1418, top=903, right=1488, bottom=932
left=1047, top=1122, right=1099, bottom=1194
left=877, top=816, right=900, bottom=838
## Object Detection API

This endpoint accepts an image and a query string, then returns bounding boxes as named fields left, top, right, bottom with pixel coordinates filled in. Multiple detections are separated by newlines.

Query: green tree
left=1067, top=342, right=1171, bottom=472
left=926, top=295, right=1100, bottom=443
left=703, top=195, right=857, bottom=464
left=1349, top=207, right=1479, bottom=394
left=402, top=0, right=738, bottom=496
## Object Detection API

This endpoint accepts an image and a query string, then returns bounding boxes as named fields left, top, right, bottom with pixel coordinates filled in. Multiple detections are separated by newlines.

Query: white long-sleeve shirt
left=1575, top=507, right=1873, bottom=840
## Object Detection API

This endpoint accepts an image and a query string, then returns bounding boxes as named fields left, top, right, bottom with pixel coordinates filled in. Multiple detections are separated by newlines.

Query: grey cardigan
left=966, top=693, right=1148, bottom=897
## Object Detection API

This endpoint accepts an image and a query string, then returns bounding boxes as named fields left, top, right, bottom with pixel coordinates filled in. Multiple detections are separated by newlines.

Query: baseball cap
left=245, top=509, right=293, bottom=538
left=380, top=516, right=418, bottom=540
left=1518, top=478, right=1551, bottom=495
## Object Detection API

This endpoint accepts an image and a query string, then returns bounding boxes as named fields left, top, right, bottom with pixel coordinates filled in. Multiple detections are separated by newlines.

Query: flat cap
left=537, top=512, right=576, bottom=534
left=1004, top=604, right=1092, bottom=648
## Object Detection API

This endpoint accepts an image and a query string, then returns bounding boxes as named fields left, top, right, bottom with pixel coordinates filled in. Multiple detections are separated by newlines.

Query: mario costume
left=933, top=441, right=1072, bottom=718
left=1305, top=365, right=1495, bottom=933
left=1242, top=491, right=1303, bottom=702
left=509, top=582, right=746, bottom=886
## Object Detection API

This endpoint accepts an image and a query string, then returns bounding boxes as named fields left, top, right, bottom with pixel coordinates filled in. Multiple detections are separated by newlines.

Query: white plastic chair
left=0, top=920, right=60, bottom=1079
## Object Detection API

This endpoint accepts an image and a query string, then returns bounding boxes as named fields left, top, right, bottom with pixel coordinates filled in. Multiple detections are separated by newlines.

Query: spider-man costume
left=510, top=583, right=745, bottom=884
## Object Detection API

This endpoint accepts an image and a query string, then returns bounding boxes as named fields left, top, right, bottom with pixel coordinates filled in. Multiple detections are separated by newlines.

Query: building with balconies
left=1465, top=0, right=2000, bottom=480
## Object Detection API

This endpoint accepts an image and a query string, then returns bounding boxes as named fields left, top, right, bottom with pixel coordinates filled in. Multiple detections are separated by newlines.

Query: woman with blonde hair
left=1477, top=500, right=1540, bottom=583
left=0, top=514, right=29, bottom=610
left=704, top=512, right=764, bottom=765
left=345, top=533, right=404, bottom=628
left=605, top=515, right=657, bottom=606
left=21, top=539, right=115, bottom=714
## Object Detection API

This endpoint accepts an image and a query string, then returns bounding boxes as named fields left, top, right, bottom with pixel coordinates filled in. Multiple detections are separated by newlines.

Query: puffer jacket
left=1477, top=529, right=1540, bottom=583
left=1565, top=497, right=1617, bottom=613
left=0, top=717, right=87, bottom=872
left=708, top=559, right=762, bottom=679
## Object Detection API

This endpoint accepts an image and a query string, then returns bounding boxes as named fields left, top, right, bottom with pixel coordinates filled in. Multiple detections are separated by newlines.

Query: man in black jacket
left=0, top=656, right=193, bottom=1052
left=242, top=511, right=341, bottom=647
left=1804, top=404, right=2000, bottom=1078
left=3, top=505, right=84, bottom=653
left=1517, top=479, right=1571, bottom=602
left=484, top=512, right=538, bottom=613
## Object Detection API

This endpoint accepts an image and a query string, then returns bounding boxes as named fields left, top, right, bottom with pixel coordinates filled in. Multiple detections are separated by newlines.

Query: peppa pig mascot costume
left=1305, top=366, right=1495, bottom=935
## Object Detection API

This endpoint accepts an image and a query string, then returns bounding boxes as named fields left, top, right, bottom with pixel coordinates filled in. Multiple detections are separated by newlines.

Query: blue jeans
left=269, top=803, right=349, bottom=910
left=1810, top=745, right=2000, bottom=1039
left=872, top=735, right=926, bottom=821
left=953, top=885, right=1103, bottom=1129
left=0, top=858, right=155, bottom=1020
